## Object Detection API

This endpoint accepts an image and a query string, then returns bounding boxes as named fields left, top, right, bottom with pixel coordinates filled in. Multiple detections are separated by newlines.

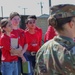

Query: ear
left=68, top=21, right=73, bottom=28
left=3, top=27, right=6, bottom=31
left=26, top=24, right=28, bottom=28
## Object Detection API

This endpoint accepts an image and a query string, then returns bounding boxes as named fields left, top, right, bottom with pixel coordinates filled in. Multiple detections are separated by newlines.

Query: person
left=0, top=26, right=2, bottom=75
left=25, top=15, right=42, bottom=47
left=35, top=4, right=75, bottom=75
left=23, top=15, right=42, bottom=75
left=0, top=18, right=20, bottom=75
left=9, top=12, right=28, bottom=75
left=44, top=25, right=57, bottom=42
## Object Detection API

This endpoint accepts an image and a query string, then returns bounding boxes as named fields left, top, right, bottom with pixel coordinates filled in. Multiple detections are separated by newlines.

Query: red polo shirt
left=24, top=28, right=42, bottom=52
left=44, top=26, right=57, bottom=42
left=0, top=33, right=1, bottom=47
left=35, top=26, right=42, bottom=46
left=11, top=28, right=26, bottom=48
left=1, top=34, right=18, bottom=62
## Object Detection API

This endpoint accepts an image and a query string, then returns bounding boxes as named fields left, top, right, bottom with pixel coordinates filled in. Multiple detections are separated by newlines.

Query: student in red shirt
left=0, top=27, right=2, bottom=75
left=44, top=25, right=57, bottom=42
left=9, top=12, right=28, bottom=75
left=0, top=19, right=19, bottom=75
left=24, top=15, right=42, bottom=75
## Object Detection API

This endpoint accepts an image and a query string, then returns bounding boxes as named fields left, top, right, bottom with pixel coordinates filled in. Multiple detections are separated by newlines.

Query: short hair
left=25, top=15, right=37, bottom=24
left=0, top=18, right=9, bottom=33
left=27, top=15, right=37, bottom=20
left=9, top=12, right=20, bottom=20
left=0, top=19, right=9, bottom=28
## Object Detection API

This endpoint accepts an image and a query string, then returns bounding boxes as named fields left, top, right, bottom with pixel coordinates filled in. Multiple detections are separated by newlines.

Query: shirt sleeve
left=0, top=37, right=10, bottom=51
left=39, top=29, right=42, bottom=47
left=44, top=26, right=57, bottom=42
left=36, top=42, right=51, bottom=74
left=18, top=30, right=27, bottom=48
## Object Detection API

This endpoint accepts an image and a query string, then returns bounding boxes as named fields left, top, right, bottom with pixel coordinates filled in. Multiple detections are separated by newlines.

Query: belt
left=2, top=61, right=17, bottom=64
left=26, top=51, right=36, bottom=56
left=31, top=51, right=36, bottom=56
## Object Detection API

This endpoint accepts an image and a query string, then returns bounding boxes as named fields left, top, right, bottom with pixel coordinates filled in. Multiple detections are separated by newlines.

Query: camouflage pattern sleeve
left=35, top=36, right=75, bottom=75
left=35, top=41, right=53, bottom=75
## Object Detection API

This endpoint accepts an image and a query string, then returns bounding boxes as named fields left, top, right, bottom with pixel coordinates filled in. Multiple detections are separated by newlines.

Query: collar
left=54, top=36, right=75, bottom=48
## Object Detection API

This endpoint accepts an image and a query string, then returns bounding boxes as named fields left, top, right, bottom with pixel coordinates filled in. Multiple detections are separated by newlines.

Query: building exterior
left=37, top=14, right=49, bottom=43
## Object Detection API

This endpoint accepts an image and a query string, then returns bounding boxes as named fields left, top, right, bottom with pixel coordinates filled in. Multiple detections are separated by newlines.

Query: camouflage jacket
left=35, top=36, right=75, bottom=75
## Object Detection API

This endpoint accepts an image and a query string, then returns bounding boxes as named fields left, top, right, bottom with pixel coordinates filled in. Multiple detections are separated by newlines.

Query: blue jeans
left=1, top=61, right=18, bottom=75
left=0, top=64, right=1, bottom=74
left=18, top=57, right=21, bottom=75
left=0, top=50, right=1, bottom=73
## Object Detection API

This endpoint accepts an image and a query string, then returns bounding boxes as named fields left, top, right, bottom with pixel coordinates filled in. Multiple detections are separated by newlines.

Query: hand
left=10, top=48, right=22, bottom=56
left=10, top=48, right=22, bottom=54
left=21, top=55, right=26, bottom=63
left=22, top=57, right=26, bottom=63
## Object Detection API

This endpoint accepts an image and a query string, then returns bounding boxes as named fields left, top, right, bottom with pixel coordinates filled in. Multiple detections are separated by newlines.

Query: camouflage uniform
left=35, top=36, right=75, bottom=75
left=35, top=4, right=75, bottom=75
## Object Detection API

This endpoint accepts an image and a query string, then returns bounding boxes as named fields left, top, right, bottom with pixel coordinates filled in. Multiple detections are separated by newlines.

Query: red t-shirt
left=0, top=32, right=2, bottom=50
left=44, top=26, right=57, bottom=42
left=35, top=26, right=42, bottom=46
left=1, top=34, right=18, bottom=62
left=11, top=28, right=26, bottom=48
left=0, top=33, right=1, bottom=47
left=0, top=32, right=2, bottom=46
left=24, top=28, right=42, bottom=52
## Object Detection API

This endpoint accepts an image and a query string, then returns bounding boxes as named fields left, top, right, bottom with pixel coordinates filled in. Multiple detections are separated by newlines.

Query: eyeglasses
left=28, top=20, right=36, bottom=24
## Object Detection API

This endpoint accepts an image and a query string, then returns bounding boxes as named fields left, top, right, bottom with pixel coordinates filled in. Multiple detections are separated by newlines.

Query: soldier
left=35, top=4, right=75, bottom=75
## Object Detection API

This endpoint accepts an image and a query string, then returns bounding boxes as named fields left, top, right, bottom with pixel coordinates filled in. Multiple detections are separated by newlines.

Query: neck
left=5, top=32, right=11, bottom=36
left=58, top=31, right=74, bottom=39
left=28, top=29, right=35, bottom=34
left=12, top=26, right=18, bottom=30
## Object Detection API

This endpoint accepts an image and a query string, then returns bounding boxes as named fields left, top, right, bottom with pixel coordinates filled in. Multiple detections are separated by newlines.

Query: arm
left=10, top=45, right=26, bottom=62
left=18, top=44, right=28, bottom=62
left=22, top=44, right=28, bottom=54
left=10, top=45, right=22, bottom=55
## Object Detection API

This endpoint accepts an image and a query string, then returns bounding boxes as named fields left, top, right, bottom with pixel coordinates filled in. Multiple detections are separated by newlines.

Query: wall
left=36, top=17, right=49, bottom=43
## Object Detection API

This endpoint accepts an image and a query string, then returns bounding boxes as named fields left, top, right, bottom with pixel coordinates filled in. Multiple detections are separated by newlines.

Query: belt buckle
left=31, top=52, right=36, bottom=56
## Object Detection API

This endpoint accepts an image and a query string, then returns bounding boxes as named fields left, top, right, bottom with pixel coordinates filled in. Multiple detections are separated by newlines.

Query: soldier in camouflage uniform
left=35, top=4, right=75, bottom=75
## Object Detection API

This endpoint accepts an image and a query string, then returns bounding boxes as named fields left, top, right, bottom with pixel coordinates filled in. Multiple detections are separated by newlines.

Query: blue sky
left=0, top=0, right=75, bottom=17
